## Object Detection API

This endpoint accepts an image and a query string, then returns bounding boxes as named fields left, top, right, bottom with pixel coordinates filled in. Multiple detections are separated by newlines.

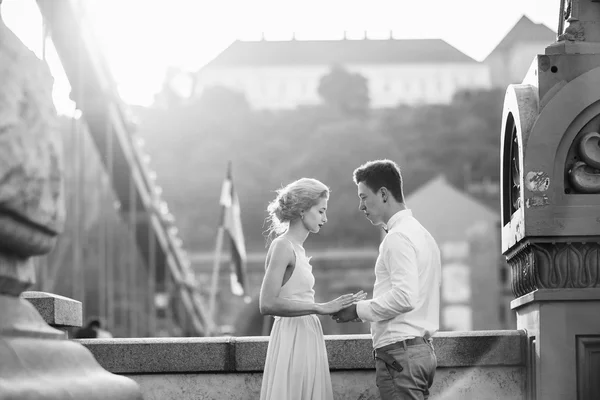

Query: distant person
left=74, top=318, right=113, bottom=339
left=96, top=325, right=113, bottom=338
left=333, top=159, right=442, bottom=400
left=259, top=178, right=366, bottom=400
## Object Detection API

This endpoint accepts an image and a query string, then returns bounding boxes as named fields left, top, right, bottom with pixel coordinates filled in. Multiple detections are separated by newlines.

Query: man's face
left=357, top=181, right=385, bottom=225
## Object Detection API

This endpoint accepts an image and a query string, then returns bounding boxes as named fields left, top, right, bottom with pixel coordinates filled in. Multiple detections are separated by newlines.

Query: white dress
left=260, top=241, right=334, bottom=400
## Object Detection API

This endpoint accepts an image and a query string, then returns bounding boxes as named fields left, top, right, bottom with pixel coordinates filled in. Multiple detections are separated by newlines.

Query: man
left=333, top=159, right=441, bottom=400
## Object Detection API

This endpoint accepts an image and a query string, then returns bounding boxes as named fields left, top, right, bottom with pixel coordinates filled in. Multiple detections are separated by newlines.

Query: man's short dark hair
left=353, top=159, right=404, bottom=203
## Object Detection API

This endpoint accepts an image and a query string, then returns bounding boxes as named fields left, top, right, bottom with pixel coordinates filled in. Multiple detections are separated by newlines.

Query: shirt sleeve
left=356, top=233, right=419, bottom=322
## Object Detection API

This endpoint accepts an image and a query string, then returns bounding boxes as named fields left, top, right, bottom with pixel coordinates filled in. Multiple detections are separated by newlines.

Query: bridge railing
left=20, top=0, right=214, bottom=337
left=80, top=331, right=527, bottom=399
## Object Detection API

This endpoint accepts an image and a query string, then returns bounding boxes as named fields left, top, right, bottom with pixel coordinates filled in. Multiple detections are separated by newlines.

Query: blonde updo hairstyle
left=265, top=178, right=330, bottom=243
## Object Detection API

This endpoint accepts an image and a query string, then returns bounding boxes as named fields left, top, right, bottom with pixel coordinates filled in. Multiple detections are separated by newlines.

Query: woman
left=259, top=178, right=366, bottom=400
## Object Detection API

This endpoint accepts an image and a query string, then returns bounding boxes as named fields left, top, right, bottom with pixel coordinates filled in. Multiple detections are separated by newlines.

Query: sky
left=3, top=0, right=561, bottom=111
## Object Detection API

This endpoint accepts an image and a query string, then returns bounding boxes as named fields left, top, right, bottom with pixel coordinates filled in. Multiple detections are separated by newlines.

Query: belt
left=378, top=337, right=427, bottom=352
left=373, top=337, right=428, bottom=372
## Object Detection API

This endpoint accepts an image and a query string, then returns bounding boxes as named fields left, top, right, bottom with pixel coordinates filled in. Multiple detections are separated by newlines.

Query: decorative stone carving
left=568, top=131, right=600, bottom=193
left=0, top=8, right=142, bottom=400
left=506, top=3, right=600, bottom=400
left=0, top=15, right=65, bottom=258
left=501, top=2, right=600, bottom=298
left=506, top=241, right=600, bottom=297
left=559, top=20, right=586, bottom=42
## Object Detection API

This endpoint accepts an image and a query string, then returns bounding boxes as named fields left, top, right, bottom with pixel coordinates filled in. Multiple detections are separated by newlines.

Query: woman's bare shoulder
left=265, top=237, right=294, bottom=266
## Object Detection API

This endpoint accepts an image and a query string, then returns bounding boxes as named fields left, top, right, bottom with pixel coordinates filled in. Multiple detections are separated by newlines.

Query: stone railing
left=24, top=291, right=526, bottom=399
left=79, top=331, right=526, bottom=400
left=21, top=291, right=82, bottom=337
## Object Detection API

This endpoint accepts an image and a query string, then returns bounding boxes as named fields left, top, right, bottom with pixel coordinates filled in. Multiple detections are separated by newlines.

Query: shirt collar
left=383, top=209, right=412, bottom=232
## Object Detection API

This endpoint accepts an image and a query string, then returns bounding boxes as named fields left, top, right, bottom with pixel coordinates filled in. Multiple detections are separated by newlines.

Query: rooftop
left=406, top=175, right=498, bottom=243
left=485, top=15, right=556, bottom=60
left=203, top=38, right=478, bottom=68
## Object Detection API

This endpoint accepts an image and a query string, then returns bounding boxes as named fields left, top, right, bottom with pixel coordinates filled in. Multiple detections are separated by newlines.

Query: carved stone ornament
left=507, top=241, right=600, bottom=297
left=0, top=17, right=65, bottom=257
left=568, top=131, right=600, bottom=193
left=0, top=10, right=143, bottom=400
left=559, top=19, right=586, bottom=42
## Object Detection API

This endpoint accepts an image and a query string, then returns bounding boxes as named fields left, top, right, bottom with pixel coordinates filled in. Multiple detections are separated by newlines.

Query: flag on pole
left=218, top=162, right=248, bottom=297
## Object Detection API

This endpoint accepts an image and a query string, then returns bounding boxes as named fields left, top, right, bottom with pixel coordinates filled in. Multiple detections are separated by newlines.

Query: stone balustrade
left=77, top=330, right=526, bottom=400
left=21, top=289, right=527, bottom=399
left=21, top=275, right=527, bottom=399
left=21, top=279, right=526, bottom=399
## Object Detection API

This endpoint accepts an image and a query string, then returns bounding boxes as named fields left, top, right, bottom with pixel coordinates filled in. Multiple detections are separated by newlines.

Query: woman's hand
left=353, top=290, right=368, bottom=303
left=317, top=291, right=367, bottom=315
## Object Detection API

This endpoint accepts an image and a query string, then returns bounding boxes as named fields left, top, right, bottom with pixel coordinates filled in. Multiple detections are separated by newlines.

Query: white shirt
left=356, top=209, right=441, bottom=349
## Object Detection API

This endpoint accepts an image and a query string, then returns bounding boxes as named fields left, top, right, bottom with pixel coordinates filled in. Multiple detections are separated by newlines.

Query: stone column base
left=512, top=289, right=600, bottom=400
left=0, top=294, right=142, bottom=400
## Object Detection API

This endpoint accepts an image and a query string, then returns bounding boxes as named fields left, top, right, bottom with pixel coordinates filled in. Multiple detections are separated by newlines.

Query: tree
left=136, top=87, right=504, bottom=251
left=317, top=65, right=370, bottom=116
left=196, top=85, right=251, bottom=115
left=153, top=66, right=195, bottom=109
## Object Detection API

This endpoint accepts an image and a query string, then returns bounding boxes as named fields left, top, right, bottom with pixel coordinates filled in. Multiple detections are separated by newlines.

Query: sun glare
left=2, top=0, right=75, bottom=115
left=2, top=0, right=560, bottom=109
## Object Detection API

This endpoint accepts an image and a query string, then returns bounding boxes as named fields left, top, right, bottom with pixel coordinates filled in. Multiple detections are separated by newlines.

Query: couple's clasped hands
left=318, top=290, right=367, bottom=322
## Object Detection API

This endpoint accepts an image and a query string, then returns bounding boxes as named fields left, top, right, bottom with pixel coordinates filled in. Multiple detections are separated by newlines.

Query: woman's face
left=302, top=197, right=328, bottom=233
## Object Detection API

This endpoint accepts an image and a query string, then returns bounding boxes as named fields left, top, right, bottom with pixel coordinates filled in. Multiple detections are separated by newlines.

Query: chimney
left=292, top=32, right=296, bottom=41
left=261, top=32, right=266, bottom=41
left=364, top=30, right=368, bottom=40
left=389, top=30, right=394, bottom=40
left=343, top=31, right=347, bottom=40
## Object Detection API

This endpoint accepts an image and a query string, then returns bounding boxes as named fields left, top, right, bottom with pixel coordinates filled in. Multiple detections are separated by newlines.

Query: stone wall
left=80, top=330, right=526, bottom=400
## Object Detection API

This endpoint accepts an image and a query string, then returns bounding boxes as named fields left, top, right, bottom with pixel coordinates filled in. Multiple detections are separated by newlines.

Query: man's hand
left=331, top=303, right=359, bottom=323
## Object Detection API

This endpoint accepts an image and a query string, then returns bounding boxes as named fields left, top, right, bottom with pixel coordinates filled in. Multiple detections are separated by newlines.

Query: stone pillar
left=0, top=8, right=142, bottom=400
left=500, top=1, right=600, bottom=399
